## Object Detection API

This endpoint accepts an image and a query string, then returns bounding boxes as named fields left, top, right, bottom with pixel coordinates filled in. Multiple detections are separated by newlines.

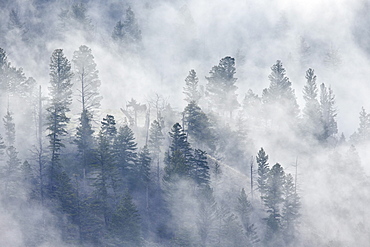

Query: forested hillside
left=0, top=0, right=370, bottom=246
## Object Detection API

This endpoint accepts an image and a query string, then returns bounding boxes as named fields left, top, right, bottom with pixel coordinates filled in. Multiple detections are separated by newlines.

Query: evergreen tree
left=264, top=163, right=285, bottom=244
left=319, top=83, right=337, bottom=141
left=46, top=49, right=73, bottom=197
left=109, top=192, right=142, bottom=246
left=163, top=123, right=192, bottom=183
left=197, top=186, right=217, bottom=246
left=59, top=3, right=93, bottom=32
left=148, top=119, right=164, bottom=156
left=112, top=7, right=142, bottom=45
left=262, top=60, right=299, bottom=119
left=0, top=134, right=5, bottom=159
left=257, top=148, right=270, bottom=201
left=236, top=188, right=260, bottom=246
left=183, top=69, right=201, bottom=103
left=1, top=109, right=21, bottom=201
left=3, top=109, right=15, bottom=146
left=92, top=115, right=117, bottom=227
left=136, top=146, right=151, bottom=190
left=113, top=125, right=138, bottom=191
left=350, top=107, right=370, bottom=144
left=148, top=119, right=164, bottom=187
left=302, top=68, right=322, bottom=139
left=183, top=101, right=214, bottom=149
left=72, top=45, right=102, bottom=113
left=190, top=149, right=210, bottom=187
left=281, top=174, right=300, bottom=245
left=205, top=56, right=239, bottom=118
left=73, top=45, right=101, bottom=179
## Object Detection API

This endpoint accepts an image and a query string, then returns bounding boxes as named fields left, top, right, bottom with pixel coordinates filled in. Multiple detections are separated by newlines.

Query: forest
left=0, top=0, right=370, bottom=246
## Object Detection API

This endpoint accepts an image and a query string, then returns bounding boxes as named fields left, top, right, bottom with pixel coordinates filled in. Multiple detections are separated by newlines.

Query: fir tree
left=302, top=68, right=322, bottom=139
left=262, top=60, right=299, bottom=119
left=350, top=107, right=370, bottom=144
left=136, top=146, right=151, bottom=189
left=190, top=149, right=210, bottom=187
left=236, top=188, right=260, bottom=246
left=319, top=83, right=337, bottom=142
left=183, top=69, right=201, bottom=103
left=183, top=101, right=214, bottom=149
left=113, top=125, right=138, bottom=191
left=264, top=163, right=285, bottom=243
left=163, top=123, right=192, bottom=183
left=257, top=148, right=270, bottom=201
left=46, top=49, right=73, bottom=197
left=109, top=192, right=142, bottom=246
left=281, top=174, right=300, bottom=245
left=72, top=45, right=102, bottom=113
left=112, top=7, right=142, bottom=45
left=92, top=115, right=117, bottom=227
left=206, top=56, right=239, bottom=118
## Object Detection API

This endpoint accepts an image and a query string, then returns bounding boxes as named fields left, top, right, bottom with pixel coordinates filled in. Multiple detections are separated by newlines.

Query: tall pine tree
left=46, top=49, right=73, bottom=197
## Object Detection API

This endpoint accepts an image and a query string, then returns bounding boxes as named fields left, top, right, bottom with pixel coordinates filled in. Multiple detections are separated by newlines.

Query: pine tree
left=281, top=174, right=300, bottom=245
left=350, top=107, right=370, bottom=144
left=92, top=115, right=117, bottom=227
left=3, top=109, right=15, bottom=146
left=206, top=56, right=239, bottom=118
left=113, top=125, right=138, bottom=191
left=112, top=7, right=142, bottom=45
left=257, top=148, right=270, bottom=201
left=319, top=83, right=337, bottom=142
left=46, top=49, right=73, bottom=197
left=262, top=60, right=299, bottom=119
left=183, top=101, right=214, bottom=149
left=264, top=163, right=285, bottom=243
left=1, top=109, right=21, bottom=201
left=197, top=186, right=217, bottom=246
left=236, top=188, right=260, bottom=246
left=302, top=68, right=322, bottom=139
left=136, top=146, right=151, bottom=189
left=109, top=192, right=142, bottom=246
left=163, top=123, right=192, bottom=183
left=72, top=45, right=102, bottom=114
left=73, top=45, right=101, bottom=178
left=183, top=69, right=201, bottom=103
left=148, top=119, right=164, bottom=187
left=190, top=149, right=210, bottom=187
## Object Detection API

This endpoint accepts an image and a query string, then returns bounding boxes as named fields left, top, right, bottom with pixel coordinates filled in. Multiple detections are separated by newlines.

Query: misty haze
left=0, top=0, right=370, bottom=246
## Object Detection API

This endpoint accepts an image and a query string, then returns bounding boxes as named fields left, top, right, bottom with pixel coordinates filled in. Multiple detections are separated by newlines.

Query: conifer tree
left=72, top=45, right=102, bottom=113
left=350, top=107, right=370, bottom=144
left=257, top=148, right=270, bottom=201
left=136, top=146, right=151, bottom=190
left=113, top=125, right=138, bottom=191
left=46, top=49, right=73, bottom=197
left=190, top=149, right=210, bottom=187
left=2, top=109, right=21, bottom=201
left=92, top=115, right=117, bottom=227
left=264, top=163, right=285, bottom=243
left=281, top=174, right=300, bottom=245
left=262, top=60, right=299, bottom=119
left=302, top=68, right=322, bottom=139
left=112, top=7, right=142, bottom=45
left=109, top=192, right=142, bottom=246
left=183, top=69, right=201, bottom=103
left=183, top=101, right=214, bottom=149
left=236, top=188, right=260, bottom=246
left=163, top=123, right=192, bottom=183
left=73, top=45, right=101, bottom=177
left=206, top=56, right=239, bottom=118
left=319, top=83, right=337, bottom=141
left=148, top=119, right=164, bottom=186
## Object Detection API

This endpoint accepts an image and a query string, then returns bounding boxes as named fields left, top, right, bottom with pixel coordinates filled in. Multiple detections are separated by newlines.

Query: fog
left=0, top=0, right=370, bottom=246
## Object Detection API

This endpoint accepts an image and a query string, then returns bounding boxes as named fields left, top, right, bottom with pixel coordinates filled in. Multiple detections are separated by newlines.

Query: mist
left=0, top=0, right=370, bottom=246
